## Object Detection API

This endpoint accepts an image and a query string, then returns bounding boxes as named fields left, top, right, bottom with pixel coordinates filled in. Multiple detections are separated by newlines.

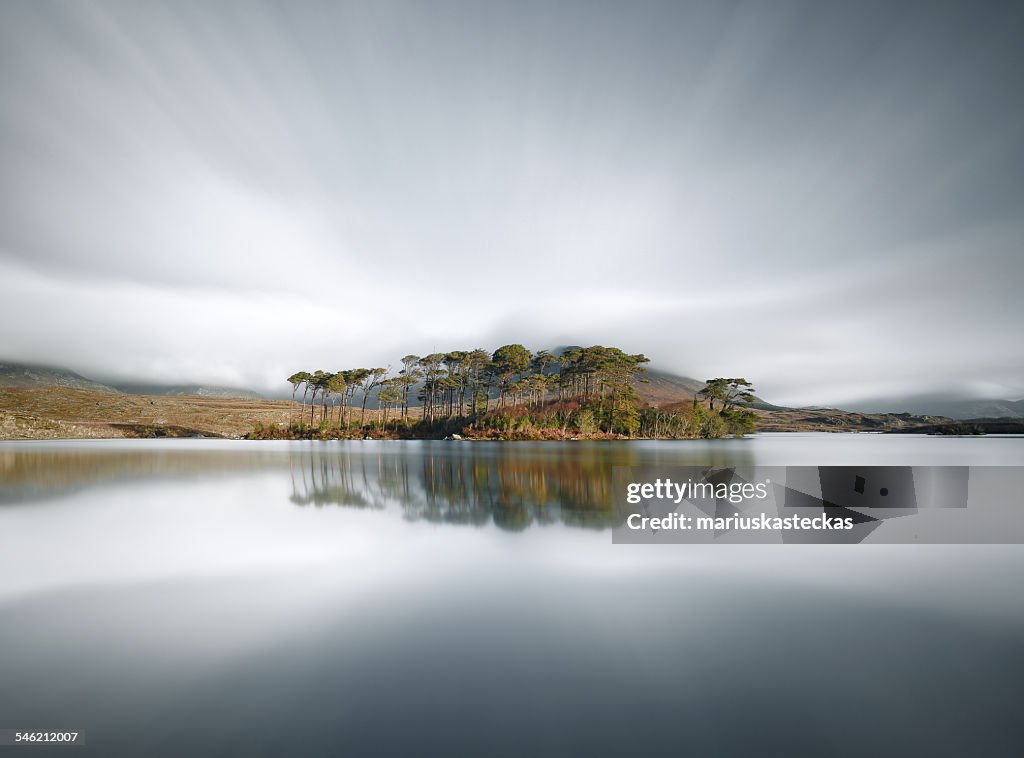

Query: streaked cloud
left=1, top=0, right=1022, bottom=404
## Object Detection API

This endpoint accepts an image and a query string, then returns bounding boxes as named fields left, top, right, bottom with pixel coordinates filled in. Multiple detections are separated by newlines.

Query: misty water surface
left=1, top=435, right=1023, bottom=757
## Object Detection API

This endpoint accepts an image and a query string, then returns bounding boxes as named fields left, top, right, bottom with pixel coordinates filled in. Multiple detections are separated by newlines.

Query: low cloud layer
left=1, top=1, right=1022, bottom=405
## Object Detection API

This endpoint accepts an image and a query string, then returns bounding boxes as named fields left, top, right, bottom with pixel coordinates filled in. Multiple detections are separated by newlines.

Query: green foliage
left=283, top=345, right=755, bottom=440
left=700, top=377, right=756, bottom=411
left=721, top=408, right=758, bottom=437
left=695, top=377, right=759, bottom=436
left=699, top=407, right=727, bottom=438
left=491, top=344, right=531, bottom=375
left=575, top=408, right=596, bottom=434
left=609, top=398, right=640, bottom=436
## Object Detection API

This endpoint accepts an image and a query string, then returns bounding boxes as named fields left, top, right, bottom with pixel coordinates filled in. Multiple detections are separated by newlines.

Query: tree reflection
left=0, top=441, right=756, bottom=531
left=286, top=444, right=661, bottom=530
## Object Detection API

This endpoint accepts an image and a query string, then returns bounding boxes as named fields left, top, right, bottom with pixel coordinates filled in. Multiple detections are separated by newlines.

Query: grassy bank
left=246, top=400, right=753, bottom=441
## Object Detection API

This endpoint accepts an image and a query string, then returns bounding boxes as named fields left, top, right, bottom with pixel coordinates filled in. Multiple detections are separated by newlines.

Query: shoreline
left=3, top=385, right=1022, bottom=441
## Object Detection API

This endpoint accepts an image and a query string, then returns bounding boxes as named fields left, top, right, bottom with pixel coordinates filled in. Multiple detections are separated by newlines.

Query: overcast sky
left=1, top=0, right=1022, bottom=405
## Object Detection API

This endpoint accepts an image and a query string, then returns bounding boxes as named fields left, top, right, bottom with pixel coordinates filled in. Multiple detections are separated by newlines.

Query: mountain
left=7, top=358, right=1018, bottom=419
left=635, top=368, right=788, bottom=411
left=112, top=384, right=265, bottom=400
left=0, top=361, right=120, bottom=393
left=0, top=362, right=263, bottom=399
left=844, top=395, right=1024, bottom=420
left=634, top=369, right=705, bottom=407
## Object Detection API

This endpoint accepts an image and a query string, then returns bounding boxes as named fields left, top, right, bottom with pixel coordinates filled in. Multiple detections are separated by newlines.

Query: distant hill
left=635, top=368, right=788, bottom=411
left=0, top=361, right=263, bottom=399
left=0, top=362, right=120, bottom=393
left=112, top=384, right=265, bottom=400
left=639, top=375, right=1023, bottom=420
left=6, top=357, right=1018, bottom=419
left=844, top=395, right=1024, bottom=420
left=634, top=369, right=705, bottom=407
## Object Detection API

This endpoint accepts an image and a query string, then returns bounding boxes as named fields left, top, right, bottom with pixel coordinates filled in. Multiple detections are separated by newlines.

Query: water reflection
left=0, top=440, right=759, bottom=530
left=286, top=445, right=639, bottom=529
left=6, top=437, right=1023, bottom=531
left=1, top=439, right=1023, bottom=757
left=0, top=443, right=281, bottom=504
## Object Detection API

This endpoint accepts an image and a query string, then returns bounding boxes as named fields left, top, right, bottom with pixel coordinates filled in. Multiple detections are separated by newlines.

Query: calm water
left=1, top=435, right=1023, bottom=756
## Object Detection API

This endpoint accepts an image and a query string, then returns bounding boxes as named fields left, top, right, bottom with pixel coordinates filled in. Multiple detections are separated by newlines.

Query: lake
left=1, top=434, right=1023, bottom=756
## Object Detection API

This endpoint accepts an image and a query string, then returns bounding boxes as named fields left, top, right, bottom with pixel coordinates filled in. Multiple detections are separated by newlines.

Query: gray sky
left=1, top=0, right=1022, bottom=405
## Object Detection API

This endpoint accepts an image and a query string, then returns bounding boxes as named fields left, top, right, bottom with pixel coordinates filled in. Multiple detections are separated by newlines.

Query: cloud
left=1, top=1, right=1022, bottom=402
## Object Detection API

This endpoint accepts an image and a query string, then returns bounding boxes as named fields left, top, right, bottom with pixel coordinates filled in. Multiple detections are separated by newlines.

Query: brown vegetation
left=0, top=387, right=293, bottom=440
left=1, top=385, right=957, bottom=442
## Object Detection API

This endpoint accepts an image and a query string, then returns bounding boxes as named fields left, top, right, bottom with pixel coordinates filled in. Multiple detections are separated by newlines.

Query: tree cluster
left=283, top=347, right=756, bottom=439
left=287, top=345, right=648, bottom=430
